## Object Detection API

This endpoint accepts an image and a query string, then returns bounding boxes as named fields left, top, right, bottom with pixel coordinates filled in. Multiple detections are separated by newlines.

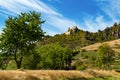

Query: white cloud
left=97, top=0, right=120, bottom=23
left=84, top=19, right=96, bottom=32
left=83, top=0, right=120, bottom=32
left=0, top=0, right=80, bottom=35
left=0, top=0, right=60, bottom=16
left=95, top=15, right=108, bottom=29
left=44, top=15, right=82, bottom=32
left=47, top=0, right=60, bottom=2
left=84, top=14, right=112, bottom=32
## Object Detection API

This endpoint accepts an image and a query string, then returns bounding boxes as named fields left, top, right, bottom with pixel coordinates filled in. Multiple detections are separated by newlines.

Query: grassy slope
left=82, top=39, right=120, bottom=52
left=0, top=69, right=120, bottom=80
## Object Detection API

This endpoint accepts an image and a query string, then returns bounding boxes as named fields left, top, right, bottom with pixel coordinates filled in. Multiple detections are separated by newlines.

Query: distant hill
left=40, top=22, right=120, bottom=49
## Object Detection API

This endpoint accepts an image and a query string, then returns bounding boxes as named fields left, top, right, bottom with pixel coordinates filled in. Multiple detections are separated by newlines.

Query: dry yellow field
left=82, top=39, right=120, bottom=52
left=0, top=69, right=120, bottom=80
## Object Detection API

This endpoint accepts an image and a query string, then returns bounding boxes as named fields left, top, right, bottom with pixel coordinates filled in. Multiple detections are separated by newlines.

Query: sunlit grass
left=0, top=69, right=120, bottom=80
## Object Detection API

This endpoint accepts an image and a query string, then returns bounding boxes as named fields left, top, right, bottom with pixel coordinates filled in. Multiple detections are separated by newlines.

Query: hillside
left=42, top=23, right=120, bottom=49
left=82, top=39, right=120, bottom=52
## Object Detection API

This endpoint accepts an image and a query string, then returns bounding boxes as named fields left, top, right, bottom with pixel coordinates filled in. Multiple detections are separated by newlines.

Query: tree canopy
left=0, top=11, right=45, bottom=69
left=37, top=43, right=73, bottom=70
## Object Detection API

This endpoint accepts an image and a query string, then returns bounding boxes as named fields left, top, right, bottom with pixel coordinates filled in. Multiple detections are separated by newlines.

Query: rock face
left=103, top=26, right=120, bottom=39
left=114, top=30, right=120, bottom=38
left=65, top=26, right=79, bottom=35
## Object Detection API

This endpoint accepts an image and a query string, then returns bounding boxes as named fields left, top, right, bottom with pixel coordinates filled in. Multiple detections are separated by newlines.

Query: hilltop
left=41, top=22, right=120, bottom=49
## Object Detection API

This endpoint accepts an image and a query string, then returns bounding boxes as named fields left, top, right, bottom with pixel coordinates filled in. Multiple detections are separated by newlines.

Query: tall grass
left=0, top=70, right=120, bottom=80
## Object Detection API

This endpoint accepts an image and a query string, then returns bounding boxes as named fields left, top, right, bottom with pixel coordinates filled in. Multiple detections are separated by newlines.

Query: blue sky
left=0, top=0, right=120, bottom=35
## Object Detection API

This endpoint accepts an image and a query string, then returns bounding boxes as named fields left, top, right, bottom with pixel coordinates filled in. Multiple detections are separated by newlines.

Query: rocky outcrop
left=65, top=24, right=120, bottom=39
left=114, top=30, right=120, bottom=38
left=65, top=26, right=79, bottom=35
left=102, top=25, right=120, bottom=39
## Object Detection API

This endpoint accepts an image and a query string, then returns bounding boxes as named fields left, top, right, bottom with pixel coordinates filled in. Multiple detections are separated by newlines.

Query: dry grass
left=86, top=69, right=120, bottom=78
left=0, top=69, right=120, bottom=80
left=0, top=70, right=93, bottom=80
left=82, top=39, right=120, bottom=52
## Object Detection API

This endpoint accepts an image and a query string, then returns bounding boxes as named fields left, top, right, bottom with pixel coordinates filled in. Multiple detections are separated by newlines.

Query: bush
left=74, top=50, right=97, bottom=69
left=96, top=44, right=115, bottom=69
left=112, top=65, right=120, bottom=72
left=76, top=65, right=85, bottom=71
left=80, top=49, right=86, bottom=52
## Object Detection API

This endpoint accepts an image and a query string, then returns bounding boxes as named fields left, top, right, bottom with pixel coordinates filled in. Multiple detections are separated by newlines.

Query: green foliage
left=74, top=50, right=97, bottom=69
left=80, top=49, right=86, bottom=52
left=37, top=43, right=73, bottom=69
left=76, top=65, right=85, bottom=71
left=6, top=60, right=17, bottom=70
left=0, top=53, right=11, bottom=69
left=0, top=11, right=45, bottom=69
left=22, top=50, right=41, bottom=69
left=112, top=65, right=120, bottom=72
left=96, top=44, right=115, bottom=69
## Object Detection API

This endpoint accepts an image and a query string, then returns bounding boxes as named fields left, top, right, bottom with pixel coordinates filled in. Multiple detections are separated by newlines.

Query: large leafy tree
left=0, top=11, right=45, bottom=69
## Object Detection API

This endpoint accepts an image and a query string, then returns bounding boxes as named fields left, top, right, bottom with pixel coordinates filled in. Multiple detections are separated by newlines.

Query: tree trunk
left=14, top=50, right=23, bottom=69
left=17, top=61, right=22, bottom=69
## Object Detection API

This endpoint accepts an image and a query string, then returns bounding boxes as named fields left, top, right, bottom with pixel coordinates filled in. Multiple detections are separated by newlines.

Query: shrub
left=81, top=49, right=86, bottom=52
left=112, top=65, right=120, bottom=72
left=76, top=65, right=85, bottom=71
left=96, top=44, right=115, bottom=69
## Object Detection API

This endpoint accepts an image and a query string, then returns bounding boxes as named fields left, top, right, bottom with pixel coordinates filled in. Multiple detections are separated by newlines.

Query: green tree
left=37, top=43, right=73, bottom=70
left=96, top=44, right=115, bottom=69
left=0, top=11, right=45, bottom=69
